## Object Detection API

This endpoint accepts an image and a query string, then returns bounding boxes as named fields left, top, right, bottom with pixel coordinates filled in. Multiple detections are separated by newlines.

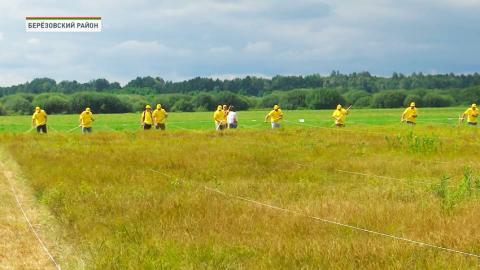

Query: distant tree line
left=0, top=91, right=255, bottom=115
left=0, top=85, right=479, bottom=115
left=0, top=72, right=479, bottom=115
left=2, top=72, right=480, bottom=97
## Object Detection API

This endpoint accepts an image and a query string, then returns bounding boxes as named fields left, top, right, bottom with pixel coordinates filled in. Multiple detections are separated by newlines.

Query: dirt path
left=0, top=150, right=63, bottom=270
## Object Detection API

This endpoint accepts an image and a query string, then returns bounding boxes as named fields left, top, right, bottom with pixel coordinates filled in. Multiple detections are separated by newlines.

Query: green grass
left=1, top=107, right=480, bottom=269
left=0, top=107, right=469, bottom=133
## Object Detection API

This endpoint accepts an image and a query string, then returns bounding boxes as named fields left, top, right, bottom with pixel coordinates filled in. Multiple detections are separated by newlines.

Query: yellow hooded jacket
left=403, top=107, right=418, bottom=123
left=32, top=109, right=47, bottom=126
left=142, top=110, right=153, bottom=125
left=267, top=109, right=283, bottom=123
left=79, top=111, right=94, bottom=128
left=464, top=107, right=479, bottom=123
left=213, top=107, right=225, bottom=124
left=153, top=108, right=168, bottom=124
left=332, top=108, right=348, bottom=124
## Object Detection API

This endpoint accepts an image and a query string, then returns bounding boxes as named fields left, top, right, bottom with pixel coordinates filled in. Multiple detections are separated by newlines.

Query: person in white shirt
left=227, top=106, right=238, bottom=129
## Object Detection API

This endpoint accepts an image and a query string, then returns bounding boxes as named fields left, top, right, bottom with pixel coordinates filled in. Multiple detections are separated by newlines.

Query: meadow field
left=0, top=107, right=467, bottom=133
left=1, top=107, right=480, bottom=269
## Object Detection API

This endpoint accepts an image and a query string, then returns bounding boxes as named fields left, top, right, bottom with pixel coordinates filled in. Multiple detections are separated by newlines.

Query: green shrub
left=422, top=93, right=454, bottom=107
left=3, top=95, right=33, bottom=114
left=280, top=89, right=308, bottom=109
left=117, top=95, right=147, bottom=112
left=307, top=89, right=345, bottom=109
left=172, top=99, right=194, bottom=112
left=70, top=92, right=131, bottom=114
left=213, top=91, right=249, bottom=111
left=260, top=94, right=281, bottom=109
left=372, top=90, right=407, bottom=108
left=459, top=86, right=480, bottom=105
left=344, top=90, right=370, bottom=104
left=433, top=168, right=480, bottom=211
left=192, top=93, right=216, bottom=111
left=33, top=93, right=70, bottom=114
left=354, top=96, right=373, bottom=107
left=403, top=94, right=422, bottom=107
left=153, top=94, right=190, bottom=111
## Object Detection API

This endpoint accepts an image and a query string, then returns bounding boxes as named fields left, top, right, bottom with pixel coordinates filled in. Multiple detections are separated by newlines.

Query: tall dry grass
left=1, top=126, right=480, bottom=269
left=0, top=149, right=79, bottom=269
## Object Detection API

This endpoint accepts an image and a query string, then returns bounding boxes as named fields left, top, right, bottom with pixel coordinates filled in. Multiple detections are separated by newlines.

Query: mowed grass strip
left=0, top=149, right=79, bottom=269
left=0, top=107, right=473, bottom=133
left=0, top=164, right=53, bottom=269
left=2, top=126, right=480, bottom=269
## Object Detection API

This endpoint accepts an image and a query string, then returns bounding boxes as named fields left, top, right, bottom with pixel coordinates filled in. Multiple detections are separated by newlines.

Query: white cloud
left=244, top=41, right=271, bottom=53
left=208, top=46, right=233, bottom=54
left=112, top=40, right=192, bottom=56
left=0, top=72, right=28, bottom=86
left=0, top=0, right=478, bottom=85
left=27, top=38, right=39, bottom=44
left=114, top=40, right=167, bottom=51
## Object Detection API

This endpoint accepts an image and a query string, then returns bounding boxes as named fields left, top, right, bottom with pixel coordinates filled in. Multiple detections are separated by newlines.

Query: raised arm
left=461, top=109, right=469, bottom=122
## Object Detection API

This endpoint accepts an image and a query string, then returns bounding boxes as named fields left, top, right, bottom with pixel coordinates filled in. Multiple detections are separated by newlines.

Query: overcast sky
left=0, top=0, right=479, bottom=86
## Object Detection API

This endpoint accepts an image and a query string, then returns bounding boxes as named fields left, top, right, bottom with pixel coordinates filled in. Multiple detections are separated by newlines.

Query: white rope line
left=335, top=169, right=432, bottom=186
left=283, top=120, right=319, bottom=128
left=47, top=126, right=70, bottom=139
left=150, top=169, right=172, bottom=178
left=23, top=127, right=35, bottom=134
left=149, top=169, right=480, bottom=260
left=3, top=169, right=62, bottom=270
left=204, top=186, right=480, bottom=260
left=66, top=126, right=80, bottom=133
left=336, top=169, right=466, bottom=188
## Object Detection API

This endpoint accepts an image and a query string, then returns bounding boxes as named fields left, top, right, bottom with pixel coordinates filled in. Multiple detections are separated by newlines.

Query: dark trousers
left=36, top=124, right=47, bottom=133
left=155, top=124, right=166, bottom=130
left=82, top=127, right=92, bottom=133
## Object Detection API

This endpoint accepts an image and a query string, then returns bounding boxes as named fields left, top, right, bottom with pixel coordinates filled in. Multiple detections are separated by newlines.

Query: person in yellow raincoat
left=461, top=103, right=479, bottom=126
left=141, top=105, right=154, bottom=130
left=332, top=104, right=349, bottom=127
left=213, top=105, right=226, bottom=130
left=153, top=104, right=168, bottom=130
left=401, top=102, right=418, bottom=125
left=223, top=104, right=229, bottom=122
left=31, top=106, right=48, bottom=133
left=79, top=107, right=94, bottom=133
left=264, top=105, right=283, bottom=128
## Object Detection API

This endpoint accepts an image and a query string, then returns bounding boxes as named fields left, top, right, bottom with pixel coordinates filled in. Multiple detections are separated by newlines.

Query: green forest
left=1, top=72, right=480, bottom=115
